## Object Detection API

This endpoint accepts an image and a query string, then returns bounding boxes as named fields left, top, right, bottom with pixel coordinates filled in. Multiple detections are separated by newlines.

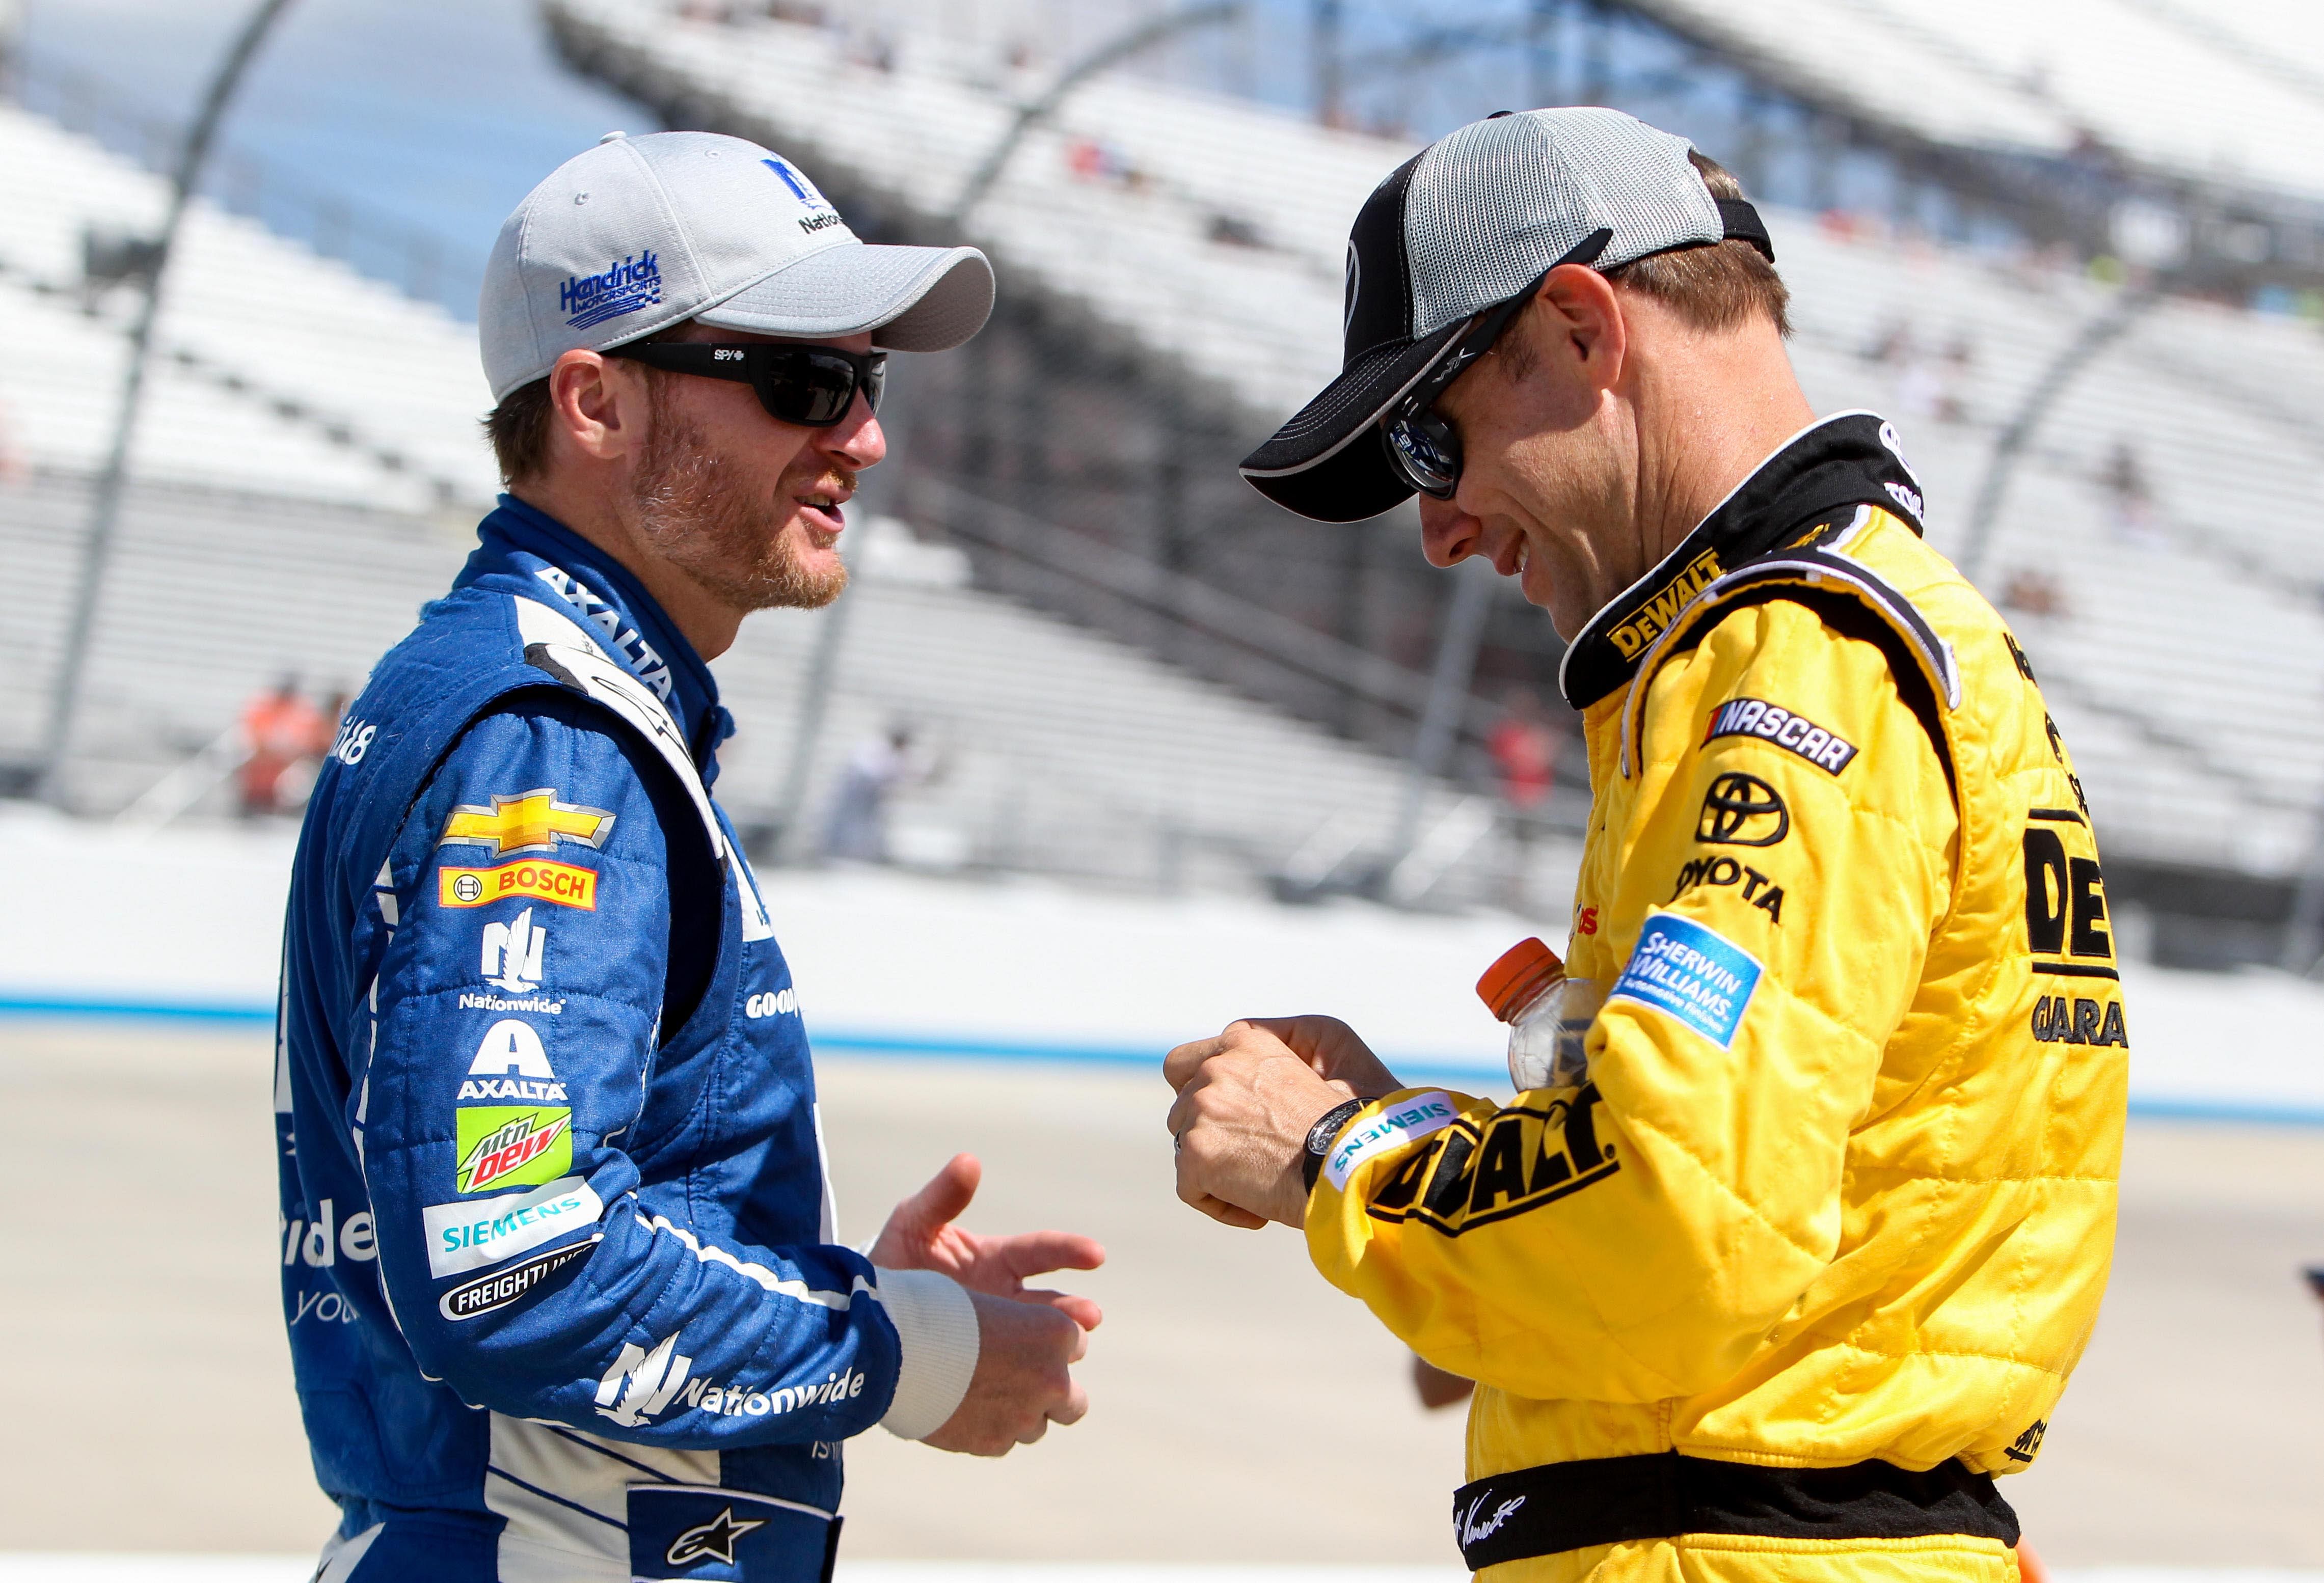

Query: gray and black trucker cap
left=481, top=130, right=995, bottom=401
left=1239, top=107, right=1773, bottom=523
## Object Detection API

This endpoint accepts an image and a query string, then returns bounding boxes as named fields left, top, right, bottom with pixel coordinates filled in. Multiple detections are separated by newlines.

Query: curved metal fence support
left=1958, top=278, right=2165, bottom=586
left=37, top=0, right=299, bottom=806
left=948, top=2, right=1242, bottom=227
left=1384, top=558, right=1499, bottom=898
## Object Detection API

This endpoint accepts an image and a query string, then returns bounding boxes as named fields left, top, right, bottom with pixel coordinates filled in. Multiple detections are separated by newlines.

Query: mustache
left=796, top=464, right=859, bottom=503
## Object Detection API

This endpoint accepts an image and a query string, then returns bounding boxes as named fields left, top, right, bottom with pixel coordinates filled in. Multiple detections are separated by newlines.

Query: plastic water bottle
left=1476, top=936, right=1604, bottom=1091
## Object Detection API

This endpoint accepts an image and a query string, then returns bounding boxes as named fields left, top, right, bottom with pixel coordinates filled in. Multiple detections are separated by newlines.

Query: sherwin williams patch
left=1325, top=1090, right=1460, bottom=1191
left=424, top=1176, right=603, bottom=1277
left=455, top=1106, right=573, bottom=1194
left=440, top=859, right=600, bottom=910
left=1703, top=697, right=1858, bottom=774
left=1609, top=912, right=1763, bottom=1049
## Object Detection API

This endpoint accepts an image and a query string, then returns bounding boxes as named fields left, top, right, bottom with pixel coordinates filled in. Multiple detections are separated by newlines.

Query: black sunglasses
left=1380, top=228, right=1611, bottom=500
left=608, top=341, right=886, bottom=428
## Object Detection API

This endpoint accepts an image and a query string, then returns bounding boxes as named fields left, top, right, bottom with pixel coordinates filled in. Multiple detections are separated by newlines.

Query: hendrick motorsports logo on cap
left=480, top=130, right=994, bottom=400
left=561, top=251, right=663, bottom=332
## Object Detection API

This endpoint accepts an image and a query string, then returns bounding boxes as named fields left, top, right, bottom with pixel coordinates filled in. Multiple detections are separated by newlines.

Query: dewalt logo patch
left=1608, top=549, right=1721, bottom=659
left=440, top=859, right=600, bottom=911
left=1364, top=1085, right=1618, bottom=1235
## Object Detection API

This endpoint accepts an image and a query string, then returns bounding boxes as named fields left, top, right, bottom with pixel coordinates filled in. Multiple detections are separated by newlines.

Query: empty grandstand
left=547, top=0, right=2324, bottom=964
left=20, top=0, right=2324, bottom=958
left=0, top=62, right=1520, bottom=905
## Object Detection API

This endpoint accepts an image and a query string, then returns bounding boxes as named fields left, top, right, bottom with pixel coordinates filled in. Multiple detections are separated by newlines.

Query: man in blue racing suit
left=275, top=130, right=1100, bottom=1583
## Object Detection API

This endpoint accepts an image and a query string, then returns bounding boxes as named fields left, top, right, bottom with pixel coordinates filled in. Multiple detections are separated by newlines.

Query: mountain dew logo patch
left=456, top=1107, right=572, bottom=1195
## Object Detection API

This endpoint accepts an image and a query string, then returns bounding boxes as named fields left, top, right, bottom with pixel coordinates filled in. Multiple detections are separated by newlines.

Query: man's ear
left=1532, top=262, right=1627, bottom=394
left=545, top=348, right=647, bottom=465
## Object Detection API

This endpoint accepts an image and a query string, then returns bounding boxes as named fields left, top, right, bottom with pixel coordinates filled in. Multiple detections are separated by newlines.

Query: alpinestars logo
left=668, top=1507, right=767, bottom=1568
left=481, top=908, right=546, bottom=993
left=456, top=1110, right=571, bottom=1194
left=596, top=1332, right=695, bottom=1427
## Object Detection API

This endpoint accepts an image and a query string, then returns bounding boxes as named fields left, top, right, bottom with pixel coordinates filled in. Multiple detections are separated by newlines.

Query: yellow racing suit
left=1306, top=414, right=2126, bottom=1582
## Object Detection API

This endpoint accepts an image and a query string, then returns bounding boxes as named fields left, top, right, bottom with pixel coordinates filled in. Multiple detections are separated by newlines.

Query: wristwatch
left=1301, top=1099, right=1370, bottom=1193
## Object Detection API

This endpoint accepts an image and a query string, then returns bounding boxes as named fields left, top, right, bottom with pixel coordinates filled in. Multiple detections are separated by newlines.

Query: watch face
left=1308, top=1101, right=1359, bottom=1154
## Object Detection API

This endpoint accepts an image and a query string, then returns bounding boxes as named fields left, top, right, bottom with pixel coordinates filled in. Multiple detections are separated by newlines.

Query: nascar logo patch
left=1703, top=697, right=1858, bottom=775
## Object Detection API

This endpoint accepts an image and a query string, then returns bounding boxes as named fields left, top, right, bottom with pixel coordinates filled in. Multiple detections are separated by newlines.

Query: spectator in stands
left=273, top=131, right=1096, bottom=1583
left=824, top=721, right=928, bottom=862
left=2002, top=567, right=2069, bottom=619
left=237, top=674, right=327, bottom=817
left=2103, top=438, right=2162, bottom=543
left=1484, top=686, right=1560, bottom=909
left=1938, top=334, right=1976, bottom=424
left=1169, top=108, right=2123, bottom=1583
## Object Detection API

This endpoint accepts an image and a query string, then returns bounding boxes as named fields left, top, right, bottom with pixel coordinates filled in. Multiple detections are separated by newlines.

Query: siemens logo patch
left=1704, top=697, right=1858, bottom=774
left=1609, top=913, right=1762, bottom=1049
left=1324, top=1091, right=1459, bottom=1191
left=423, top=1176, right=603, bottom=1277
left=561, top=251, right=662, bottom=331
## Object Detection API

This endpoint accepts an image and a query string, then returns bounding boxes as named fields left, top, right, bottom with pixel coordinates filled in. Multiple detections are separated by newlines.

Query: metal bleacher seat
left=544, top=0, right=2324, bottom=882
left=0, top=88, right=1507, bottom=895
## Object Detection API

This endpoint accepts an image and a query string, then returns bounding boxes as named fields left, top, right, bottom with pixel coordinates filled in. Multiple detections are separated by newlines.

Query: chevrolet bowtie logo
left=440, top=789, right=615, bottom=857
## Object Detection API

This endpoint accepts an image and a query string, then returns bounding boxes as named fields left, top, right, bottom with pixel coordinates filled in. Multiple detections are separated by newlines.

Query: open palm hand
left=868, top=1153, right=1104, bottom=1331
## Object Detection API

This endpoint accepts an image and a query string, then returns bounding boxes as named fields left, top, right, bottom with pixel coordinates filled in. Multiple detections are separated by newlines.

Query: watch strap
left=1301, top=1098, right=1370, bottom=1193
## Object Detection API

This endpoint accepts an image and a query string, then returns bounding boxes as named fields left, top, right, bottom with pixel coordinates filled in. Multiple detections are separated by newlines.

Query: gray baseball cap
left=1239, top=108, right=1772, bottom=523
left=480, top=130, right=995, bottom=400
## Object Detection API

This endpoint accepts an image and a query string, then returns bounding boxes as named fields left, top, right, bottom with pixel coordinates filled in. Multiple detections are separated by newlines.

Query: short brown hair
left=481, top=320, right=704, bottom=483
left=483, top=377, right=554, bottom=483
left=1602, top=151, right=1790, bottom=337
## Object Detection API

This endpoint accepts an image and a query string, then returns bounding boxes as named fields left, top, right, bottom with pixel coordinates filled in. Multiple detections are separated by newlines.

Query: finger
left=1016, top=1412, right=1050, bottom=1445
left=895, top=1153, right=981, bottom=1236
left=1245, top=1014, right=1333, bottom=1060
left=1186, top=1190, right=1267, bottom=1230
left=1165, top=1089, right=1195, bottom=1144
left=989, top=1230, right=1106, bottom=1277
left=1016, top=1287, right=1104, bottom=1331
left=1046, top=1379, right=1090, bottom=1427
left=1163, top=1035, right=1230, bottom=1091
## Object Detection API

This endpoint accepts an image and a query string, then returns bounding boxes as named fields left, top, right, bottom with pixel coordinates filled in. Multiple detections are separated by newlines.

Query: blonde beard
left=630, top=396, right=849, bottom=613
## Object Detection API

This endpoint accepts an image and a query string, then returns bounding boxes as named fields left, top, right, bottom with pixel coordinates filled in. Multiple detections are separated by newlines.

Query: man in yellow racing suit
left=1165, top=107, right=2125, bottom=1583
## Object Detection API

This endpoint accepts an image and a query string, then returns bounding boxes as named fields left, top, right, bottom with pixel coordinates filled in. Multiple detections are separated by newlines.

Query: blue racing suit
left=275, top=497, right=979, bottom=1583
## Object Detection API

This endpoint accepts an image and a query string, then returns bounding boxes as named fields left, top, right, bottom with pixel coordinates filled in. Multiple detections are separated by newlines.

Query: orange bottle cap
left=1476, top=936, right=1564, bottom=1022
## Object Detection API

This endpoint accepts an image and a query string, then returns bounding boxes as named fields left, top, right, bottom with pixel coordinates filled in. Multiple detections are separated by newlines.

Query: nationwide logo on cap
left=440, top=789, right=615, bottom=858
left=561, top=251, right=662, bottom=331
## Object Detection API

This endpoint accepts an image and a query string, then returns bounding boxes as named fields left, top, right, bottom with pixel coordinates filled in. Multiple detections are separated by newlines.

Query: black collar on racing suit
left=1556, top=411, right=1927, bottom=711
